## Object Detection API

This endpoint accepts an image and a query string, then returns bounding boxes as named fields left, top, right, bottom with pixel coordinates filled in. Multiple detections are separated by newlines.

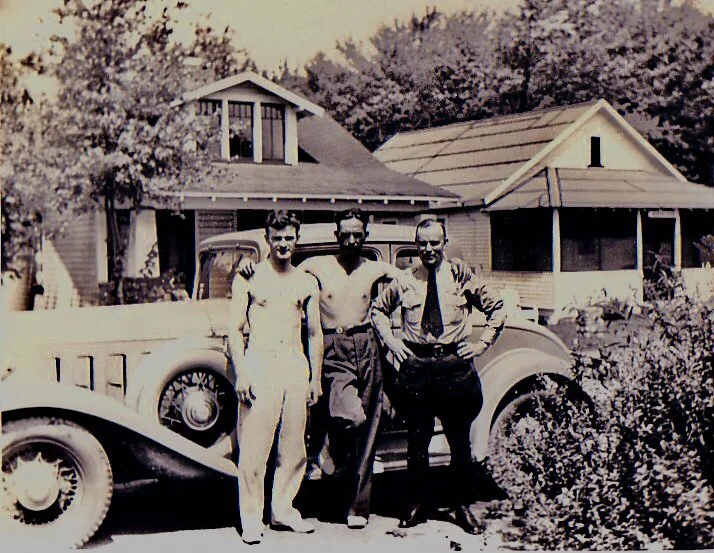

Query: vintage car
left=1, top=223, right=574, bottom=548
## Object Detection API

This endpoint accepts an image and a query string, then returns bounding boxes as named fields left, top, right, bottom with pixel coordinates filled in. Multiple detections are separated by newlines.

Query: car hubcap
left=158, top=368, right=237, bottom=448
left=181, top=390, right=219, bottom=431
left=2, top=447, right=79, bottom=524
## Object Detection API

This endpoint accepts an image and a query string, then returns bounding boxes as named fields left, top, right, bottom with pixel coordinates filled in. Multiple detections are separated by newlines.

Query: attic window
left=228, top=101, right=253, bottom=160
left=261, top=104, right=285, bottom=162
left=589, top=136, right=603, bottom=168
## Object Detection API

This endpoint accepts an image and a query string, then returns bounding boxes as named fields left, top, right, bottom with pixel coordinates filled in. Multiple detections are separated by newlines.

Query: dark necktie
left=421, top=267, right=444, bottom=338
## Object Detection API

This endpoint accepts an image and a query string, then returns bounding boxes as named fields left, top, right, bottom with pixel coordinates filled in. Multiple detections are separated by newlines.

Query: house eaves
left=172, top=71, right=325, bottom=116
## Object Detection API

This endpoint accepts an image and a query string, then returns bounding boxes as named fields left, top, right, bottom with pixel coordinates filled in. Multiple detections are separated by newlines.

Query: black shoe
left=451, top=505, right=481, bottom=535
left=398, top=504, right=429, bottom=529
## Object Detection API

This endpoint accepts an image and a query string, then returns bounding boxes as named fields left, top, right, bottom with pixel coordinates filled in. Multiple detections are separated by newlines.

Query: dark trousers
left=398, top=351, right=483, bottom=509
left=322, top=328, right=383, bottom=519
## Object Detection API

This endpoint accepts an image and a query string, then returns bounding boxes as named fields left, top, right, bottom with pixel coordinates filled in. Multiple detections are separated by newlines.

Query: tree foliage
left=280, top=0, right=714, bottom=184
left=1, top=0, right=252, bottom=302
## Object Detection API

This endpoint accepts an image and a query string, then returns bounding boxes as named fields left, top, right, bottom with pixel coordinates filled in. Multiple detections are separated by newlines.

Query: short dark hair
left=265, top=210, right=301, bottom=234
left=415, top=218, right=447, bottom=242
left=335, top=208, right=369, bottom=231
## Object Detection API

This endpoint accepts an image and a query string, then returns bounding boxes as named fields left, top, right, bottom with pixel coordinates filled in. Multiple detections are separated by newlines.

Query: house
left=375, top=99, right=714, bottom=320
left=31, top=73, right=458, bottom=309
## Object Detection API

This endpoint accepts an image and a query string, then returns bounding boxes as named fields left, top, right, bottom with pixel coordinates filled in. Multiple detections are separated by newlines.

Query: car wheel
left=1, top=417, right=113, bottom=549
left=137, top=365, right=238, bottom=450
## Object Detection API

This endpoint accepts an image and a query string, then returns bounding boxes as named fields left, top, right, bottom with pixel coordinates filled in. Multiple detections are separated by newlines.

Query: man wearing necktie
left=370, top=219, right=506, bottom=535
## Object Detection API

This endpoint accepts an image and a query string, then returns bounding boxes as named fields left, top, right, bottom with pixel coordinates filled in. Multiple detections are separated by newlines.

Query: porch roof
left=485, top=168, right=714, bottom=210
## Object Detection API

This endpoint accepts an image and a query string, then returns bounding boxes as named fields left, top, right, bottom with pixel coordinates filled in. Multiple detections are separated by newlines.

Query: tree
left=0, top=44, right=52, bottom=275
left=2, top=0, right=252, bottom=304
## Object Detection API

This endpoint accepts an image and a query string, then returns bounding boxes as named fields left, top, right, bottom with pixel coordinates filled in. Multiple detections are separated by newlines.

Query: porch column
left=125, top=209, right=159, bottom=278
left=552, top=208, right=561, bottom=272
left=220, top=98, right=230, bottom=161
left=636, top=210, right=643, bottom=271
left=253, top=101, right=263, bottom=163
left=674, top=208, right=682, bottom=268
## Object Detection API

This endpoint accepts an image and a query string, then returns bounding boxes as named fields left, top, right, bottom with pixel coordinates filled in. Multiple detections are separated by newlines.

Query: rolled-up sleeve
left=469, top=281, right=506, bottom=347
left=370, top=278, right=401, bottom=319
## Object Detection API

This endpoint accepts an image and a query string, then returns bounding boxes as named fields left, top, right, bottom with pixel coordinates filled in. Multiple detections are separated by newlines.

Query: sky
left=1, top=0, right=713, bottom=74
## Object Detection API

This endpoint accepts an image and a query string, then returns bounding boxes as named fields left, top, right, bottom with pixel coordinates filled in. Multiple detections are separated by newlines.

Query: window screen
left=491, top=210, right=553, bottom=271
left=561, top=209, right=636, bottom=271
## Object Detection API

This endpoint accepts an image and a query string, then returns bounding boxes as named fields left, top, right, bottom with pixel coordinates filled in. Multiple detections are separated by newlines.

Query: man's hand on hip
left=457, top=340, right=487, bottom=360
left=387, top=337, right=412, bottom=363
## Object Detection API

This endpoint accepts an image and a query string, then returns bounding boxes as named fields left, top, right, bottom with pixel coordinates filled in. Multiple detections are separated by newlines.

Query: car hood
left=2, top=300, right=231, bottom=374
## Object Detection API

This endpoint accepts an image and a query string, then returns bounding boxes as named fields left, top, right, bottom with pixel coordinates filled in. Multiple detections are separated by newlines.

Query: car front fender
left=0, top=381, right=239, bottom=480
left=471, top=348, right=574, bottom=460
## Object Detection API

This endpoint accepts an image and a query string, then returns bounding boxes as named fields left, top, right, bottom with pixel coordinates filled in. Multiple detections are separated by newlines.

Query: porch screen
left=681, top=210, right=714, bottom=268
left=491, top=210, right=552, bottom=271
left=561, top=209, right=636, bottom=271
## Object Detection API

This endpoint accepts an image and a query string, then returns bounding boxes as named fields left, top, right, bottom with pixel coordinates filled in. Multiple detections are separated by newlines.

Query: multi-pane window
left=228, top=101, right=253, bottom=160
left=197, top=100, right=221, bottom=159
left=491, top=210, right=553, bottom=271
left=561, top=209, right=636, bottom=271
left=261, top=104, right=285, bottom=162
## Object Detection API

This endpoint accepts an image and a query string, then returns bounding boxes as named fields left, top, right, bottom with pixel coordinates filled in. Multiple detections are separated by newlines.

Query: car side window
left=197, top=248, right=259, bottom=300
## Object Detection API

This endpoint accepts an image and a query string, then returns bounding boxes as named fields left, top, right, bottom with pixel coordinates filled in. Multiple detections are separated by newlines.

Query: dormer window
left=228, top=101, right=254, bottom=160
left=261, top=104, right=285, bottom=162
left=198, top=100, right=221, bottom=159
left=589, top=136, right=603, bottom=168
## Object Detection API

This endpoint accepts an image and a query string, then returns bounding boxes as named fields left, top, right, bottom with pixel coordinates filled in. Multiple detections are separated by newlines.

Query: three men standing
left=371, top=219, right=506, bottom=534
left=231, top=210, right=505, bottom=541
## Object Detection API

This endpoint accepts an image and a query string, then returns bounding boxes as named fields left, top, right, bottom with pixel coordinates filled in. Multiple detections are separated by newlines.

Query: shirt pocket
left=401, top=291, right=423, bottom=326
left=440, top=292, right=468, bottom=325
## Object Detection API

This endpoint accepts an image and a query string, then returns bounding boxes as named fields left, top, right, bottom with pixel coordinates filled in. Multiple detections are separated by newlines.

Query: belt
left=323, top=323, right=372, bottom=336
left=404, top=341, right=459, bottom=358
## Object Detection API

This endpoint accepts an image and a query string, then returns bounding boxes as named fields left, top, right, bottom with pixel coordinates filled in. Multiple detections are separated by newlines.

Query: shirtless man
left=239, top=209, right=468, bottom=529
left=228, top=210, right=323, bottom=545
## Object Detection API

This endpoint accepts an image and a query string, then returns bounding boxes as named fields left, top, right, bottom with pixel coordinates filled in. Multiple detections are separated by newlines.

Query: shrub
left=489, top=270, right=714, bottom=550
left=97, top=269, right=189, bottom=305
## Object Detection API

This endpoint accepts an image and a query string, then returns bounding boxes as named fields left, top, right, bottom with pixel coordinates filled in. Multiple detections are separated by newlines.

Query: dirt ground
left=79, top=469, right=512, bottom=552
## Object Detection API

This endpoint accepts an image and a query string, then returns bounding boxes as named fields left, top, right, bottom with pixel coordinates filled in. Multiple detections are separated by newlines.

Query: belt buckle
left=433, top=344, right=444, bottom=357
left=335, top=326, right=345, bottom=335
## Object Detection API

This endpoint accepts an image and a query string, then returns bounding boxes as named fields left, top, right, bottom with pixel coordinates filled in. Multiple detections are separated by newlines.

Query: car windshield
left=196, top=247, right=259, bottom=299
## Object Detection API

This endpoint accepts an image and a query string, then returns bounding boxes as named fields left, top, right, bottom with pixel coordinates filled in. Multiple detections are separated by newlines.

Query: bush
left=489, top=270, right=714, bottom=550
left=97, top=269, right=190, bottom=305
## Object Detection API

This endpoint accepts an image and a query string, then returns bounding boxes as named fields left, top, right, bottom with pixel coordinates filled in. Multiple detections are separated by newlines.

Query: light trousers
left=237, top=348, right=310, bottom=534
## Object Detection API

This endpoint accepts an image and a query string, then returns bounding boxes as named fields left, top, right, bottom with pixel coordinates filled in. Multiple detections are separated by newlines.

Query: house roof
left=176, top=72, right=324, bottom=116
left=182, top=114, right=458, bottom=204
left=374, top=99, right=714, bottom=210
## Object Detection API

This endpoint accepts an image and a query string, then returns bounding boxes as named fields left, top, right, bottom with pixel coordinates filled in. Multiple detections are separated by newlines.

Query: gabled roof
left=182, top=114, right=458, bottom=204
left=375, top=99, right=714, bottom=209
left=176, top=72, right=324, bottom=116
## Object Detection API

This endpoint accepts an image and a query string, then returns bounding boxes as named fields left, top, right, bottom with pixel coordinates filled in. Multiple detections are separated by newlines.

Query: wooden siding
left=482, top=271, right=556, bottom=311
left=445, top=211, right=490, bottom=271
left=35, top=211, right=100, bottom=309
left=196, top=209, right=238, bottom=245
